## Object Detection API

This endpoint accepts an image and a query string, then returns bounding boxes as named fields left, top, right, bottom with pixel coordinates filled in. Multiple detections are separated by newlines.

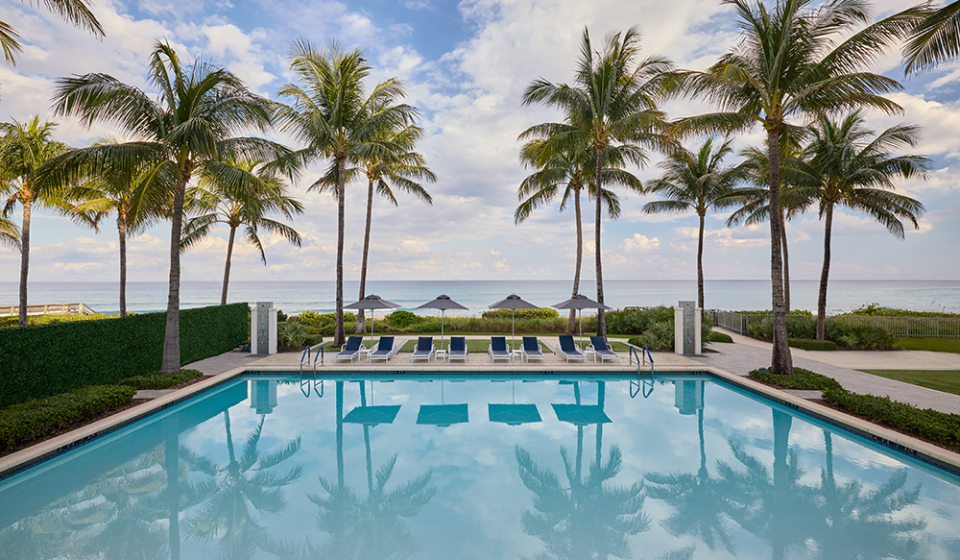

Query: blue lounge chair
left=557, top=335, right=585, bottom=362
left=367, top=336, right=396, bottom=363
left=488, top=336, right=511, bottom=362
left=521, top=336, right=545, bottom=363
left=448, top=336, right=468, bottom=362
left=412, top=337, right=435, bottom=362
left=589, top=336, right=621, bottom=364
left=336, top=336, right=365, bottom=363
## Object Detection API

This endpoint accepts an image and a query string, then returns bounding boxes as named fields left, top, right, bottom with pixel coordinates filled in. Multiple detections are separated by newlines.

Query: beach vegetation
left=118, top=369, right=202, bottom=390
left=385, top=309, right=422, bottom=328
left=747, top=315, right=894, bottom=350
left=182, top=157, right=304, bottom=306
left=521, top=27, right=672, bottom=337
left=0, top=385, right=135, bottom=450
left=481, top=307, right=560, bottom=320
left=671, top=0, right=918, bottom=375
left=0, top=312, right=116, bottom=328
left=47, top=41, right=284, bottom=374
left=840, top=304, right=960, bottom=318
left=643, top=138, right=745, bottom=312
left=276, top=40, right=415, bottom=348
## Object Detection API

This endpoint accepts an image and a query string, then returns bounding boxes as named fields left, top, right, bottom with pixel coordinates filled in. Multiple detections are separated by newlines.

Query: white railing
left=710, top=310, right=960, bottom=339
left=1, top=303, right=98, bottom=316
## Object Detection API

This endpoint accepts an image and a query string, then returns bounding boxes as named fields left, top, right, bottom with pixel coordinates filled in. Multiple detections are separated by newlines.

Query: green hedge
left=0, top=385, right=136, bottom=448
left=788, top=338, right=837, bottom=351
left=707, top=331, right=734, bottom=344
left=749, top=367, right=843, bottom=391
left=0, top=303, right=248, bottom=408
left=118, top=369, right=203, bottom=390
left=823, top=388, right=960, bottom=449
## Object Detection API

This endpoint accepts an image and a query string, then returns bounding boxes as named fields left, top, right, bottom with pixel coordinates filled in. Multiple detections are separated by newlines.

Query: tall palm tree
left=1, top=0, right=103, bottom=66
left=673, top=0, right=916, bottom=375
left=316, top=118, right=434, bottom=334
left=643, top=138, right=745, bottom=312
left=276, top=40, right=415, bottom=347
left=47, top=41, right=285, bottom=373
left=521, top=27, right=672, bottom=337
left=515, top=140, right=634, bottom=333
left=182, top=157, right=304, bottom=306
left=0, top=117, right=71, bottom=326
left=804, top=112, right=928, bottom=340
left=903, top=1, right=959, bottom=74
left=60, top=138, right=176, bottom=317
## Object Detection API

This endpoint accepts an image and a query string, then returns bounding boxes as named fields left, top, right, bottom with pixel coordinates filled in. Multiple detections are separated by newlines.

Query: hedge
left=707, top=331, right=734, bottom=344
left=822, top=388, right=960, bottom=449
left=118, top=369, right=203, bottom=390
left=0, top=385, right=136, bottom=448
left=749, top=367, right=843, bottom=391
left=788, top=338, right=837, bottom=351
left=0, top=303, right=248, bottom=408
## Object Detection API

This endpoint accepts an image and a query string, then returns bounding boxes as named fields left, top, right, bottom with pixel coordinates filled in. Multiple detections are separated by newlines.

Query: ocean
left=2, top=279, right=959, bottom=316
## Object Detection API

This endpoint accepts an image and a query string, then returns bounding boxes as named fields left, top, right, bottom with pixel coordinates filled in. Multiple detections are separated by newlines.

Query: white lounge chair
left=557, top=335, right=585, bottom=362
left=448, top=336, right=468, bottom=362
left=367, top=336, right=397, bottom=362
left=412, top=337, right=435, bottom=362
left=335, top=336, right=365, bottom=363
left=489, top=336, right=511, bottom=362
left=589, top=336, right=621, bottom=364
left=521, top=336, right=545, bottom=363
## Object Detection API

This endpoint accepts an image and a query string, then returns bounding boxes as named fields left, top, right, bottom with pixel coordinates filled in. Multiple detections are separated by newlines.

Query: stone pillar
left=674, top=301, right=702, bottom=355
left=251, top=302, right=278, bottom=355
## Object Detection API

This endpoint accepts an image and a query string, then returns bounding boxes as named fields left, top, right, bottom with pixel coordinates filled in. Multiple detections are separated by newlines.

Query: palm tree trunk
left=334, top=158, right=346, bottom=348
left=569, top=187, right=583, bottom=333
left=766, top=125, right=794, bottom=376
left=771, top=409, right=792, bottom=560
left=356, top=176, right=375, bottom=335
left=118, top=212, right=127, bottom=318
left=160, top=179, right=187, bottom=374
left=18, top=194, right=31, bottom=327
left=594, top=157, right=606, bottom=337
left=816, top=202, right=834, bottom=341
left=697, top=212, right=705, bottom=311
left=780, top=210, right=790, bottom=314
left=221, top=226, right=236, bottom=306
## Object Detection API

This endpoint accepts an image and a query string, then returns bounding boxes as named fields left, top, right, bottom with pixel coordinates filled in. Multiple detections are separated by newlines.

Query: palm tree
left=1, top=0, right=103, bottom=66
left=903, top=1, right=960, bottom=74
left=276, top=40, right=415, bottom=347
left=48, top=41, right=285, bottom=373
left=521, top=27, right=672, bottom=337
left=61, top=139, right=175, bottom=317
left=515, top=140, right=634, bottom=333
left=0, top=215, right=19, bottom=250
left=0, top=117, right=71, bottom=326
left=316, top=117, right=434, bottom=334
left=643, top=138, right=744, bottom=312
left=673, top=0, right=916, bottom=375
left=804, top=112, right=928, bottom=340
left=182, top=157, right=304, bottom=306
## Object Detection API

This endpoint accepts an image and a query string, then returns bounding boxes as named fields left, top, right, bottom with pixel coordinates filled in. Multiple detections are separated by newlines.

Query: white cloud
left=620, top=234, right=660, bottom=252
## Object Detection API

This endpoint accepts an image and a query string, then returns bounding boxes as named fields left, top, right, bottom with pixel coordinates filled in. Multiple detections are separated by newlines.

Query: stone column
left=251, top=302, right=277, bottom=355
left=674, top=301, right=702, bottom=355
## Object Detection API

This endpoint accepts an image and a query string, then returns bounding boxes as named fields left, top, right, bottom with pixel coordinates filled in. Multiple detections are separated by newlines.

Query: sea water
left=1, top=279, right=959, bottom=315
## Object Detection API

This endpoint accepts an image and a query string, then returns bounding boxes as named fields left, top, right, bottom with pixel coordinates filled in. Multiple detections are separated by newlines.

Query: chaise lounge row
left=334, top=334, right=622, bottom=364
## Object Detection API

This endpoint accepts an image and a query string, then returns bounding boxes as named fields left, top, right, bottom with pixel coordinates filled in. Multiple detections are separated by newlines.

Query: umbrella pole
left=512, top=310, right=516, bottom=351
left=579, top=309, right=583, bottom=349
left=441, top=309, right=445, bottom=350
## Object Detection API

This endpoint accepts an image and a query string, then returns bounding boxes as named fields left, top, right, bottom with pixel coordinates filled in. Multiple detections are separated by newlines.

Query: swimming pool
left=1, top=373, right=958, bottom=559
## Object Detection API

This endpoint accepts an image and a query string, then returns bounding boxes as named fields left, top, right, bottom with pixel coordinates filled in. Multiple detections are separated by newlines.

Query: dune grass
left=857, top=369, right=960, bottom=397
left=895, top=338, right=960, bottom=354
left=399, top=338, right=551, bottom=353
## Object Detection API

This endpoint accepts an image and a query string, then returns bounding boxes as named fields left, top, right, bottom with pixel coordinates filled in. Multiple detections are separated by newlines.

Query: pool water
left=1, top=374, right=959, bottom=560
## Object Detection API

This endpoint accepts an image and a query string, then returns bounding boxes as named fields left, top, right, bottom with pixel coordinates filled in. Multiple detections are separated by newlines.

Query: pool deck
left=4, top=333, right=960, bottom=479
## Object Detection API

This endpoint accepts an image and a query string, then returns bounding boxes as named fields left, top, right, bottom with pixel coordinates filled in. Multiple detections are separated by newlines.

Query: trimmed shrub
left=481, top=308, right=560, bottom=320
left=749, top=367, right=843, bottom=391
left=0, top=303, right=248, bottom=408
left=707, top=331, right=734, bottom=344
left=788, top=338, right=837, bottom=351
left=822, top=388, right=960, bottom=449
left=119, top=369, right=203, bottom=390
left=0, top=385, right=136, bottom=448
left=0, top=313, right=120, bottom=329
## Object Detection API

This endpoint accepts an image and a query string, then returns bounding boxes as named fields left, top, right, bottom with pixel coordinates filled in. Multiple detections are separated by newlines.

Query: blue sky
left=1, top=0, right=958, bottom=287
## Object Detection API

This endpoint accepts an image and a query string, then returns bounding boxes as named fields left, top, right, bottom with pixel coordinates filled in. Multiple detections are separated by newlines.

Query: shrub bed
left=707, top=331, right=734, bottom=344
left=118, top=369, right=203, bottom=390
left=788, top=338, right=837, bottom=351
left=0, top=385, right=136, bottom=449
left=822, top=388, right=960, bottom=449
left=0, top=303, right=248, bottom=408
left=749, top=367, right=843, bottom=391
left=747, top=315, right=895, bottom=350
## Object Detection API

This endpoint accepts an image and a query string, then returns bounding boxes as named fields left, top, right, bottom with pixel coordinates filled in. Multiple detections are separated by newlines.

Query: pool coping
left=2, top=363, right=959, bottom=480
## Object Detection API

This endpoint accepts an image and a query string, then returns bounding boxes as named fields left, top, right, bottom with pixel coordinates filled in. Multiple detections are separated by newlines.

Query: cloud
left=620, top=234, right=660, bottom=252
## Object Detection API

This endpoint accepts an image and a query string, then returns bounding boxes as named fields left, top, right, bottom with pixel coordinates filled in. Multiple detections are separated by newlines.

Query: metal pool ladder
left=300, top=345, right=324, bottom=398
left=629, top=345, right=655, bottom=399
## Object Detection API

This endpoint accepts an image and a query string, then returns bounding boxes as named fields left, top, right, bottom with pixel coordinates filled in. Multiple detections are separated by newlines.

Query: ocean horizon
left=2, top=279, right=958, bottom=316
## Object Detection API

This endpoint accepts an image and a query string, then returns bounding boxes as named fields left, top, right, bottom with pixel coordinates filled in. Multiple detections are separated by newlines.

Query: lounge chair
left=521, top=336, right=545, bottom=363
left=488, top=336, right=512, bottom=362
left=448, top=336, right=468, bottom=362
left=336, top=336, right=365, bottom=363
left=589, top=336, right=621, bottom=364
left=557, top=335, right=585, bottom=362
left=367, top=336, right=397, bottom=363
left=412, top=337, right=435, bottom=362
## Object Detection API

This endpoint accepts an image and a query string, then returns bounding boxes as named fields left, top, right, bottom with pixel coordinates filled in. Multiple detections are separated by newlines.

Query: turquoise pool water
left=1, top=374, right=959, bottom=559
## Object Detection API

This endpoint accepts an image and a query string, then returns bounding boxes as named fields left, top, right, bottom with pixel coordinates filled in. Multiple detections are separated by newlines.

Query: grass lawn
left=895, top=338, right=960, bottom=354
left=857, top=369, right=960, bottom=396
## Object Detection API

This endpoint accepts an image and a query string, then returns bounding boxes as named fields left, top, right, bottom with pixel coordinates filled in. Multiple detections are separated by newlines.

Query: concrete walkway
left=693, top=329, right=960, bottom=414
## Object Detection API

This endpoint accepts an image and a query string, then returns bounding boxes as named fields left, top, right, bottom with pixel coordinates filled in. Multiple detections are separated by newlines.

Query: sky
left=1, top=0, right=959, bottom=288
